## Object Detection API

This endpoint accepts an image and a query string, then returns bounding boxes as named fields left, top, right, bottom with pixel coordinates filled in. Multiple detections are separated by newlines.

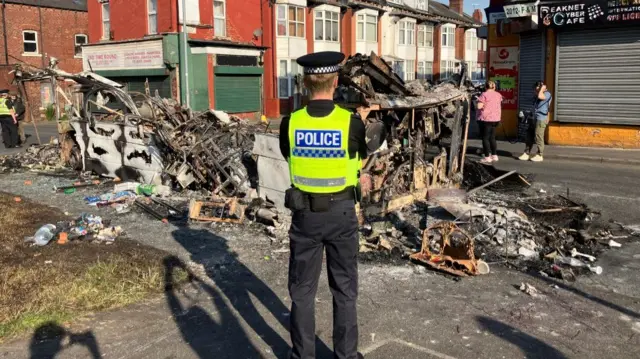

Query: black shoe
left=357, top=353, right=365, bottom=359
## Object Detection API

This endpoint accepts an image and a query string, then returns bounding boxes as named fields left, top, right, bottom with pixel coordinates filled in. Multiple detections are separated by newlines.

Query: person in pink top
left=476, top=81, right=503, bottom=164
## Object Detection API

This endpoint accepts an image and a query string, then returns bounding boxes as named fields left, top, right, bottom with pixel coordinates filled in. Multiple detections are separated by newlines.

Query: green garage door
left=214, top=75, right=261, bottom=113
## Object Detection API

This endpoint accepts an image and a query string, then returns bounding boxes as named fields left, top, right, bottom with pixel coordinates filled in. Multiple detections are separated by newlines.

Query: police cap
left=296, top=51, right=345, bottom=75
left=0, top=89, right=8, bottom=94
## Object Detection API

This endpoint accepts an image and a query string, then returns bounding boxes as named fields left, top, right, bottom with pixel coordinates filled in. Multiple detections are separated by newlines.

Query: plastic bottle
left=136, top=184, right=157, bottom=196
left=33, top=224, right=57, bottom=246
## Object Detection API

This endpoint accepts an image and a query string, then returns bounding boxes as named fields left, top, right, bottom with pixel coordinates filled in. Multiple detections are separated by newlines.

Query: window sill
left=314, top=39, right=340, bottom=43
left=22, top=53, right=41, bottom=57
left=74, top=55, right=83, bottom=59
left=276, top=35, right=306, bottom=39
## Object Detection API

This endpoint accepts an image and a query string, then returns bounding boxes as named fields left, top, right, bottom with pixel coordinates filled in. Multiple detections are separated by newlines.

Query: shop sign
left=489, top=12, right=507, bottom=24
left=82, top=40, right=164, bottom=71
left=489, top=46, right=519, bottom=110
left=540, top=0, right=640, bottom=28
left=504, top=2, right=539, bottom=18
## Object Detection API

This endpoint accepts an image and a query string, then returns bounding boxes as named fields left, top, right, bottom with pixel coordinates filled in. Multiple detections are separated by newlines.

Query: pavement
left=0, top=121, right=59, bottom=156
left=467, top=139, right=640, bottom=166
left=1, top=136, right=640, bottom=359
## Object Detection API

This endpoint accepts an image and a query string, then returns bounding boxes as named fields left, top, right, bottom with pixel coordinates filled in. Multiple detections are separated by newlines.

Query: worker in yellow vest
left=0, top=89, right=18, bottom=148
left=279, top=51, right=367, bottom=359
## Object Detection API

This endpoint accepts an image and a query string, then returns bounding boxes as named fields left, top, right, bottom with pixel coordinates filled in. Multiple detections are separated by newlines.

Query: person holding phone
left=476, top=80, right=503, bottom=163
left=519, top=81, right=552, bottom=162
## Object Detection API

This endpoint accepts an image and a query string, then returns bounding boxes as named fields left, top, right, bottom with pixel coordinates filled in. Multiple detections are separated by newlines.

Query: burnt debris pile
left=2, top=61, right=634, bottom=281
left=1, top=64, right=271, bottom=198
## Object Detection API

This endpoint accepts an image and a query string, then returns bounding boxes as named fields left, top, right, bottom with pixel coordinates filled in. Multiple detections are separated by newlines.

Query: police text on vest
left=294, top=130, right=342, bottom=148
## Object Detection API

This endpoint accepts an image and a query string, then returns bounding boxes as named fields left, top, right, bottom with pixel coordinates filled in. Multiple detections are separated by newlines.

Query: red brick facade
left=87, top=0, right=262, bottom=44
left=433, top=24, right=441, bottom=81
left=474, top=9, right=486, bottom=80
left=0, top=3, right=88, bottom=120
left=87, top=0, right=276, bottom=117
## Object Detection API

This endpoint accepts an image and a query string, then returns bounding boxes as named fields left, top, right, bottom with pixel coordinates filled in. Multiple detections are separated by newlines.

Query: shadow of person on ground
left=527, top=271, right=640, bottom=319
left=171, top=227, right=333, bottom=359
left=29, top=322, right=101, bottom=359
left=477, top=316, right=568, bottom=359
left=164, top=255, right=262, bottom=358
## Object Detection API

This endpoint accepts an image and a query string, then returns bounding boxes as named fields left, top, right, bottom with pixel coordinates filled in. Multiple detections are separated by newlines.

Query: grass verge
left=0, top=192, right=184, bottom=341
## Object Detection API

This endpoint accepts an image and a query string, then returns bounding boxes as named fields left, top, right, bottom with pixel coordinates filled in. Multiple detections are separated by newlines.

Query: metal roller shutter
left=121, top=76, right=172, bottom=98
left=556, top=28, right=640, bottom=125
left=214, top=75, right=261, bottom=113
left=518, top=32, right=545, bottom=114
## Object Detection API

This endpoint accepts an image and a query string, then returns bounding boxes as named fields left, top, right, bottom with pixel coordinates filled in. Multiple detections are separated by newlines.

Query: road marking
left=361, top=338, right=458, bottom=359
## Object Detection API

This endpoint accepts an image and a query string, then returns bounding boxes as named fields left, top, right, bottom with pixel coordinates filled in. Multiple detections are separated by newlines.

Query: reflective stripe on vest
left=0, top=99, right=11, bottom=116
left=288, top=106, right=360, bottom=194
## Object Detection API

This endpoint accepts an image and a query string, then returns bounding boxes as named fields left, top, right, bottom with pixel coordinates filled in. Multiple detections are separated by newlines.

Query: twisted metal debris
left=10, top=63, right=266, bottom=197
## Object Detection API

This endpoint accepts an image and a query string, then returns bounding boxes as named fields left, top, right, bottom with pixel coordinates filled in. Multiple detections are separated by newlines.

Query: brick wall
left=455, top=27, right=465, bottom=60
left=88, top=0, right=262, bottom=44
left=0, top=4, right=87, bottom=120
left=341, top=8, right=355, bottom=56
left=433, top=25, right=441, bottom=81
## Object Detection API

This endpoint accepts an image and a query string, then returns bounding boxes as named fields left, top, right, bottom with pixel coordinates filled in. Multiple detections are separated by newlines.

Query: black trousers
left=479, top=121, right=498, bottom=157
left=288, top=199, right=359, bottom=359
left=0, top=116, right=18, bottom=148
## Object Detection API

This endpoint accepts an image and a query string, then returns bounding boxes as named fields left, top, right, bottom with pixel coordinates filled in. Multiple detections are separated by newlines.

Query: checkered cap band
left=304, top=65, right=341, bottom=74
left=292, top=148, right=346, bottom=158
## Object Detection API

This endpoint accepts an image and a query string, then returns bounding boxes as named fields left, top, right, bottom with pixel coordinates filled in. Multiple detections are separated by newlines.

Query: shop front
left=82, top=37, right=176, bottom=100
left=540, top=0, right=640, bottom=147
left=485, top=1, right=543, bottom=137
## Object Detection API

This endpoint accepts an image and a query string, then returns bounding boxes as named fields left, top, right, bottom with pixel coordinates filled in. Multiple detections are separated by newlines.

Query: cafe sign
left=504, top=2, right=539, bottom=18
left=540, top=0, right=640, bottom=28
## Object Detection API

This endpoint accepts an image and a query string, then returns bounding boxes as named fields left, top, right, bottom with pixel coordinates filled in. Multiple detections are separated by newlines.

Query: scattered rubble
left=0, top=142, right=62, bottom=172
left=2, top=59, right=636, bottom=281
left=409, top=221, right=489, bottom=277
left=25, top=213, right=122, bottom=246
left=519, top=283, right=542, bottom=298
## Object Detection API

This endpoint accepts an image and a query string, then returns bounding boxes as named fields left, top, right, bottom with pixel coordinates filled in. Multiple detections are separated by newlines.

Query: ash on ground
left=358, top=160, right=636, bottom=280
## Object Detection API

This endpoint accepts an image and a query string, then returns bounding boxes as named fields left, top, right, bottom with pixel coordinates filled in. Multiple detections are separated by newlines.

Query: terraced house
left=83, top=0, right=485, bottom=119
left=0, top=0, right=88, bottom=117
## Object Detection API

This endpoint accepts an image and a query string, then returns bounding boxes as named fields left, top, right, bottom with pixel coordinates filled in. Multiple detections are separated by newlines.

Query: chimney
left=473, top=9, right=483, bottom=22
left=449, top=0, right=463, bottom=14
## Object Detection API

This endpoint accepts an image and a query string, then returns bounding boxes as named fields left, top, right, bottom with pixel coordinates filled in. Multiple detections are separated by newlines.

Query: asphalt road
left=474, top=152, right=640, bottom=225
left=0, top=121, right=59, bottom=156
left=1, top=142, right=640, bottom=359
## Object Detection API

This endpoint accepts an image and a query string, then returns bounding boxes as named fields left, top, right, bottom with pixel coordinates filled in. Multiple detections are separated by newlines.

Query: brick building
left=0, top=0, right=88, bottom=119
left=82, top=1, right=485, bottom=119
left=84, top=0, right=270, bottom=119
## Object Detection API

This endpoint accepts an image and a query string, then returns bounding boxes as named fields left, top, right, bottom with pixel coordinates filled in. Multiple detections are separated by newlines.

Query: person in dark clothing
left=0, top=89, right=18, bottom=148
left=279, top=51, right=367, bottom=359
left=10, top=93, right=26, bottom=144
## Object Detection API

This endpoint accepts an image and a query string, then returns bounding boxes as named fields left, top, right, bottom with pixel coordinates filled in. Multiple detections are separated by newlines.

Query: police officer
left=279, top=51, right=367, bottom=359
left=10, top=93, right=26, bottom=145
left=0, top=89, right=18, bottom=148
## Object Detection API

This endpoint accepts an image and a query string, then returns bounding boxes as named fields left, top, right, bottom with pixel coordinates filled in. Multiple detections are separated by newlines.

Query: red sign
left=489, top=46, right=519, bottom=110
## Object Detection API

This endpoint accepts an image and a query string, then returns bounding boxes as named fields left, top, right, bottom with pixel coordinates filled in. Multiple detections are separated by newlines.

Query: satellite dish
left=253, top=28, right=263, bottom=37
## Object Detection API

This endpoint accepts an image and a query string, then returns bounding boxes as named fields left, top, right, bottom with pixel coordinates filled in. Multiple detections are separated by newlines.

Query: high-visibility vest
left=288, top=105, right=360, bottom=194
left=0, top=98, right=11, bottom=116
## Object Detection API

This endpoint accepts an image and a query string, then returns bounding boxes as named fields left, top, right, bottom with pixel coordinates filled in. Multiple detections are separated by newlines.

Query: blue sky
left=440, top=0, right=490, bottom=17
